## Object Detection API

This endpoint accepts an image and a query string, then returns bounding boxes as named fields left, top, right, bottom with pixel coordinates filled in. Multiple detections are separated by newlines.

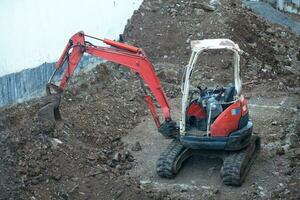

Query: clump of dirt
left=1, top=0, right=300, bottom=199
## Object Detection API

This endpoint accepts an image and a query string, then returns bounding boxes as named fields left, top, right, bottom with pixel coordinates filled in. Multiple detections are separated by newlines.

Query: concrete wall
left=0, top=56, right=101, bottom=107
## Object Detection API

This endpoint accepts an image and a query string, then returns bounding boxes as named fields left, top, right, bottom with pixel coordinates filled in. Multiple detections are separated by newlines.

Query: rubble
left=131, top=141, right=142, bottom=151
left=289, top=133, right=300, bottom=148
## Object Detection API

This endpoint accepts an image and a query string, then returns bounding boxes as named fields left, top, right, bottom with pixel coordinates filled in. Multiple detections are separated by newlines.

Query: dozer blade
left=38, top=94, right=62, bottom=121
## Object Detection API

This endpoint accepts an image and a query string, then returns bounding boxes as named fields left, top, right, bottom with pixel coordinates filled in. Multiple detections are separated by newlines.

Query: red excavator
left=39, top=32, right=260, bottom=186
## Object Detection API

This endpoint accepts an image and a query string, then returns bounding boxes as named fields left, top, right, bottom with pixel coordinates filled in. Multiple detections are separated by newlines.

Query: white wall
left=0, top=0, right=143, bottom=76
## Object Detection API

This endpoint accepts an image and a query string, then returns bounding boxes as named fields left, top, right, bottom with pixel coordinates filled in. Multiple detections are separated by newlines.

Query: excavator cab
left=173, top=39, right=257, bottom=150
left=185, top=83, right=236, bottom=132
left=180, top=39, right=242, bottom=137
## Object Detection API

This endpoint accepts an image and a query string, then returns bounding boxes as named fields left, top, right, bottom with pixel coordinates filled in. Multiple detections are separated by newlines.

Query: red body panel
left=145, top=95, right=161, bottom=128
left=210, top=101, right=242, bottom=137
left=103, top=39, right=140, bottom=53
left=186, top=102, right=206, bottom=119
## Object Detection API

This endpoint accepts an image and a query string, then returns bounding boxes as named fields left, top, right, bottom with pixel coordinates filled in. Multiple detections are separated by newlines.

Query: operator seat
left=223, top=83, right=236, bottom=109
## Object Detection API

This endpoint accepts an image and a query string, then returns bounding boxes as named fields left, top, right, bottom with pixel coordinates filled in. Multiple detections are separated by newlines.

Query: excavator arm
left=39, top=31, right=177, bottom=137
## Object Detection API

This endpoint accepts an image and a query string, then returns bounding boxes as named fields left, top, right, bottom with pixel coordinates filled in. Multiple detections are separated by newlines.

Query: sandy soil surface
left=123, top=95, right=300, bottom=200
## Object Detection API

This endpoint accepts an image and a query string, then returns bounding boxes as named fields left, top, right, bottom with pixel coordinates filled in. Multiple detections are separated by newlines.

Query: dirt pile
left=123, top=0, right=300, bottom=90
left=1, top=0, right=300, bottom=199
left=0, top=64, right=157, bottom=199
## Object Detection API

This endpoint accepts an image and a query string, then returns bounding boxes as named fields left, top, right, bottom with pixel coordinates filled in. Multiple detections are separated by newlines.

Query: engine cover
left=210, top=101, right=242, bottom=137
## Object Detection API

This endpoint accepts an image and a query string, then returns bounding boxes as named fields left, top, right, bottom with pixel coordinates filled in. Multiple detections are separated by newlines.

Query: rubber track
left=156, top=139, right=191, bottom=178
left=221, top=135, right=260, bottom=186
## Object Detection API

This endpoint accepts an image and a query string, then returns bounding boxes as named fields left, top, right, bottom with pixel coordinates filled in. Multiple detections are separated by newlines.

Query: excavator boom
left=39, top=31, right=176, bottom=136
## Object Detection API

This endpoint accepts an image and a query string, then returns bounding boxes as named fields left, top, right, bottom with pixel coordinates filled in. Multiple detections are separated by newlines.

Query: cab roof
left=191, top=39, right=241, bottom=52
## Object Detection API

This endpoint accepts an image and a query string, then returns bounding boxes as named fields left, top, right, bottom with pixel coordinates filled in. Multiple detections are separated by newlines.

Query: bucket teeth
left=38, top=94, right=61, bottom=121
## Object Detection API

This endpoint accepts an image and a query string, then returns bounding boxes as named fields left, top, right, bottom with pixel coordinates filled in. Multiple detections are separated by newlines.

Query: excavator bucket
left=38, top=94, right=61, bottom=121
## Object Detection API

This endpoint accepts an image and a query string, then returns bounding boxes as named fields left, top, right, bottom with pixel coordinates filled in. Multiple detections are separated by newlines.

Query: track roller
left=221, top=135, right=260, bottom=186
left=156, top=139, right=192, bottom=178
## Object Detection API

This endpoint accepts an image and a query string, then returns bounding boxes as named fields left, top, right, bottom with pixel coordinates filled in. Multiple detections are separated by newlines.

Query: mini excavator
left=39, top=32, right=260, bottom=186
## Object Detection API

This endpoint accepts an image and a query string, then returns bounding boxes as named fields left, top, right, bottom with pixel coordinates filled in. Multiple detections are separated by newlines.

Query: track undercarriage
left=156, top=135, right=260, bottom=186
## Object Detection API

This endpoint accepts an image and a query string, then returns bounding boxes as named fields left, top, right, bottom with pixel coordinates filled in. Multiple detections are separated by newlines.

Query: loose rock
left=131, top=141, right=142, bottom=151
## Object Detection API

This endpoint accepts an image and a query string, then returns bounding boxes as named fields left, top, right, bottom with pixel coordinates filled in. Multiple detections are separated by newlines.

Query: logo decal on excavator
left=231, top=108, right=240, bottom=116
